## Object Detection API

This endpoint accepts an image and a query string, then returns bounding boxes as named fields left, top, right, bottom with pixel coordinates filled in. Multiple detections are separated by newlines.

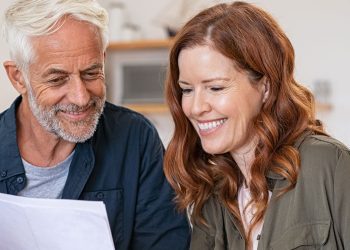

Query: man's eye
left=83, top=72, right=102, bottom=80
left=48, top=76, right=68, bottom=85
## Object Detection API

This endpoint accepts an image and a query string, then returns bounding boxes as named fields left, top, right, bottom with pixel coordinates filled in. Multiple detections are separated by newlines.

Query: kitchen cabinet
left=106, top=39, right=173, bottom=114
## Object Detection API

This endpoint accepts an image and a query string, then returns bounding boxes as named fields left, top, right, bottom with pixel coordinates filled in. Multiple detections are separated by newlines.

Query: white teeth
left=64, top=110, right=87, bottom=115
left=198, top=119, right=226, bottom=131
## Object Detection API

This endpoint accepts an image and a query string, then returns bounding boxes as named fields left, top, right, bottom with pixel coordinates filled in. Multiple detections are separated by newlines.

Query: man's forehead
left=31, top=17, right=102, bottom=53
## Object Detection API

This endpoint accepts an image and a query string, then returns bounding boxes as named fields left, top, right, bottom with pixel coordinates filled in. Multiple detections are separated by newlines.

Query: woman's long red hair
left=164, top=1, right=326, bottom=245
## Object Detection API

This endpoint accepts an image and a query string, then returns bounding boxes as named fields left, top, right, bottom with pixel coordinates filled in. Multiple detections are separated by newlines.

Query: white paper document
left=0, top=193, right=115, bottom=250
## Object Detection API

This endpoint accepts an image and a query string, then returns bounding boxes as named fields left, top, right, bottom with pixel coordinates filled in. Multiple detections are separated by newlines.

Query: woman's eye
left=181, top=88, right=193, bottom=95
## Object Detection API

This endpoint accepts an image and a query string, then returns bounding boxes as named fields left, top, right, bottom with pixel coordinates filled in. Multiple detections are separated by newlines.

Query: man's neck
left=16, top=99, right=76, bottom=167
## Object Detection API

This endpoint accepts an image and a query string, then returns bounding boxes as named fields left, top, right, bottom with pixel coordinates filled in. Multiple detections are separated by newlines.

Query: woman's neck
left=231, top=136, right=258, bottom=184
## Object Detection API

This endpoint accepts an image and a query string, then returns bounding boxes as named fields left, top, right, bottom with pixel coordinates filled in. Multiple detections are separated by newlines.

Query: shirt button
left=96, top=192, right=104, bottom=200
left=1, top=170, right=7, bottom=177
left=16, top=176, right=24, bottom=184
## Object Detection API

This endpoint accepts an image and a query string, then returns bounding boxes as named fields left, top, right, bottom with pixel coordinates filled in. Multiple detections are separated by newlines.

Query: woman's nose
left=190, top=92, right=211, bottom=116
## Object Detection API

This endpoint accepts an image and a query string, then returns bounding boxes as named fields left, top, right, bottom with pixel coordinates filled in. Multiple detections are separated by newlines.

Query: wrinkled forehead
left=30, top=16, right=103, bottom=56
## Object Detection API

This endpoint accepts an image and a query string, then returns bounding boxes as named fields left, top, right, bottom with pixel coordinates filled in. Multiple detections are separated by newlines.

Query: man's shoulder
left=103, top=101, right=139, bottom=116
left=0, top=108, right=7, bottom=122
left=0, top=98, right=19, bottom=134
left=95, top=102, right=160, bottom=143
left=0, top=108, right=9, bottom=133
left=102, top=102, right=153, bottom=126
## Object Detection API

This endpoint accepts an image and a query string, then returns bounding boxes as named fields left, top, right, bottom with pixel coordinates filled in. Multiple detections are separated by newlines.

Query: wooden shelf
left=108, top=39, right=173, bottom=51
left=123, top=103, right=169, bottom=114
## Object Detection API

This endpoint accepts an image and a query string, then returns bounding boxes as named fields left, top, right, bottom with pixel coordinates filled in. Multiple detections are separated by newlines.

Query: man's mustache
left=53, top=98, right=100, bottom=113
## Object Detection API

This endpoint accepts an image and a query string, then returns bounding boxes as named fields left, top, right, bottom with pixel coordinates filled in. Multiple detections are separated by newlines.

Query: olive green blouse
left=190, top=134, right=350, bottom=249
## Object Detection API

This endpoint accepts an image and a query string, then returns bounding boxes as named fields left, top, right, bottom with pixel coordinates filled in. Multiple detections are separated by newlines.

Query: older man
left=0, top=0, right=189, bottom=249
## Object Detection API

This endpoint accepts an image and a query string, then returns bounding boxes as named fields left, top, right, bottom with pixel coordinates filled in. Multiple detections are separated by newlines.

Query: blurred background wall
left=0, top=0, right=349, bottom=146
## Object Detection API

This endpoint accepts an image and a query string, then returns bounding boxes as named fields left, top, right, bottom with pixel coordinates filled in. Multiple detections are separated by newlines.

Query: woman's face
left=178, top=45, right=267, bottom=155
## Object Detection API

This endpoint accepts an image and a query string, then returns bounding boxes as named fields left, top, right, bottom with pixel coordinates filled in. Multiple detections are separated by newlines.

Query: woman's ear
left=3, top=61, right=28, bottom=95
left=262, top=78, right=270, bottom=103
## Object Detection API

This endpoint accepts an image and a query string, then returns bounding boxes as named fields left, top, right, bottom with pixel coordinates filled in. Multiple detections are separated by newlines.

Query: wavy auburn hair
left=164, top=1, right=326, bottom=244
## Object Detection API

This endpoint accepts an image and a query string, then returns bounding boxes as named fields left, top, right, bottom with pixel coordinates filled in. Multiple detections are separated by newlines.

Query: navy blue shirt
left=0, top=97, right=190, bottom=249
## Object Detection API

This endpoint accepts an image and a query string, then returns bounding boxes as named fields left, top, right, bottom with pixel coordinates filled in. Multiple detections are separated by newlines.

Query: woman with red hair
left=164, top=1, right=350, bottom=249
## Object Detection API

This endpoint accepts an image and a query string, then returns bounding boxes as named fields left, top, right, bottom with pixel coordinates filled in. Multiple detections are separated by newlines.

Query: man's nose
left=68, top=76, right=90, bottom=107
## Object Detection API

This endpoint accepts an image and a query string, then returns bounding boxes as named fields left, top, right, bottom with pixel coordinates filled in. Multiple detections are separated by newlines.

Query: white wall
left=0, top=1, right=18, bottom=112
left=251, top=0, right=350, bottom=146
left=0, top=0, right=349, bottom=146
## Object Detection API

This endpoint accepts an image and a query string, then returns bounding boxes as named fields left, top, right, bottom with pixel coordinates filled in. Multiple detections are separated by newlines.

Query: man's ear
left=3, top=60, right=28, bottom=95
left=262, top=77, right=270, bottom=103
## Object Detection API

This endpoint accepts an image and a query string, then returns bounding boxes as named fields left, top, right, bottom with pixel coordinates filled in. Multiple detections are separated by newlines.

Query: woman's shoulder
left=298, top=134, right=349, bottom=157
left=297, top=133, right=350, bottom=175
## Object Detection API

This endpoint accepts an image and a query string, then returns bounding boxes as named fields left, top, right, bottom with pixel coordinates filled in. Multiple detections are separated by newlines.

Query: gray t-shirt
left=18, top=151, right=74, bottom=199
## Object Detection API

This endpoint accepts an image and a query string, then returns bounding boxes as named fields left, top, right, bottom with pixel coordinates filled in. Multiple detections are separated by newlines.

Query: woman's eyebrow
left=201, top=77, right=231, bottom=83
left=178, top=80, right=191, bottom=85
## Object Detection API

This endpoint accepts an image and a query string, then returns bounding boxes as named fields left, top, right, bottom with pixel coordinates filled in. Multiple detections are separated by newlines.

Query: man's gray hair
left=2, top=0, right=109, bottom=73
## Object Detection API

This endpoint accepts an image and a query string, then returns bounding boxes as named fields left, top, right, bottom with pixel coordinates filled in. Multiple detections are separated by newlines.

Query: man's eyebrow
left=42, top=68, right=68, bottom=78
left=42, top=63, right=103, bottom=78
left=81, top=63, right=104, bottom=72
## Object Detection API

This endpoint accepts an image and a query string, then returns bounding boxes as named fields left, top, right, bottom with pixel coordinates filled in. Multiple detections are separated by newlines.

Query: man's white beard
left=26, top=81, right=105, bottom=143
